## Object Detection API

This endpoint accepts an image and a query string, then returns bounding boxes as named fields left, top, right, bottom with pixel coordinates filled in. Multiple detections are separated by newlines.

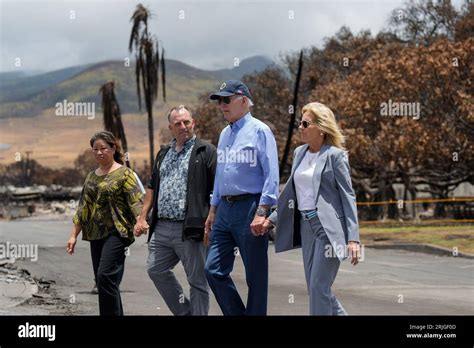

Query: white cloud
left=0, top=0, right=464, bottom=73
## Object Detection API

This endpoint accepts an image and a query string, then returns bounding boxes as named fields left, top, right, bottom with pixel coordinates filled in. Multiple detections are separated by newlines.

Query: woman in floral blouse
left=66, top=131, right=144, bottom=315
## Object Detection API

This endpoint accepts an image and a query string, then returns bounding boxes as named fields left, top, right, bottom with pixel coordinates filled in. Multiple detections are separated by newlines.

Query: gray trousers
left=300, top=215, right=347, bottom=315
left=147, top=220, right=209, bottom=315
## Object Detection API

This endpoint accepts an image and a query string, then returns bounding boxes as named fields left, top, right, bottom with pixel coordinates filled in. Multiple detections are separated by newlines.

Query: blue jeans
left=205, top=195, right=268, bottom=315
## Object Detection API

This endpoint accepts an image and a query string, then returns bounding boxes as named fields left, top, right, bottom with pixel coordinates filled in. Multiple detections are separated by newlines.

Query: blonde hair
left=301, top=102, right=346, bottom=150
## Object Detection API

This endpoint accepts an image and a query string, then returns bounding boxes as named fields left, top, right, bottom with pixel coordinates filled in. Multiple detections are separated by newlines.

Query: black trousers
left=90, top=232, right=128, bottom=316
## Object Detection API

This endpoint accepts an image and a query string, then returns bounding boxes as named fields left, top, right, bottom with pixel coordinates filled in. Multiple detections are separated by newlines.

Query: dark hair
left=167, top=105, right=193, bottom=123
left=89, top=131, right=124, bottom=164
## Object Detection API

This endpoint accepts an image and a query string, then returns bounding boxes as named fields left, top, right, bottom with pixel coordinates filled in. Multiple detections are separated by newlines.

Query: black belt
left=221, top=193, right=259, bottom=203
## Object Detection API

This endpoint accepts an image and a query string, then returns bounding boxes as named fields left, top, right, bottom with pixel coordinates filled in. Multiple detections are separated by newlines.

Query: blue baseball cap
left=209, top=80, right=252, bottom=100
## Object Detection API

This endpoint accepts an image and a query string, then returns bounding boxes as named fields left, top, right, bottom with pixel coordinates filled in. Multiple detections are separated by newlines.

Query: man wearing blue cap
left=204, top=80, right=279, bottom=315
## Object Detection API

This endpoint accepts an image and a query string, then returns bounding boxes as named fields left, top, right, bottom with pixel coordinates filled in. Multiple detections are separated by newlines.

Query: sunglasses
left=216, top=95, right=242, bottom=105
left=298, top=120, right=317, bottom=128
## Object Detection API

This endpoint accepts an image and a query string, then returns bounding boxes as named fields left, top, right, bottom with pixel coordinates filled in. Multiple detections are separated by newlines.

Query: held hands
left=206, top=206, right=273, bottom=241
left=133, top=216, right=149, bottom=237
left=250, top=216, right=273, bottom=236
left=262, top=219, right=273, bottom=232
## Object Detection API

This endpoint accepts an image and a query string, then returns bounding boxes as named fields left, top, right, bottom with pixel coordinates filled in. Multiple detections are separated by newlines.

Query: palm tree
left=129, top=4, right=166, bottom=173
left=99, top=80, right=130, bottom=167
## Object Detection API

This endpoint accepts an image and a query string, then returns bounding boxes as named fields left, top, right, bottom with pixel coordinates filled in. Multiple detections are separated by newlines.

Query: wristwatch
left=255, top=207, right=268, bottom=217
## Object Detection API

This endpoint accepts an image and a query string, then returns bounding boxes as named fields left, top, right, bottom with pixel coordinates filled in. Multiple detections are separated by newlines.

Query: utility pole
left=24, top=151, right=32, bottom=187
left=280, top=50, right=304, bottom=178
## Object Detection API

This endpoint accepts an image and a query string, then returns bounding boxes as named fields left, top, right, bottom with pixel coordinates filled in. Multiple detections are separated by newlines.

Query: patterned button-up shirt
left=157, top=135, right=196, bottom=221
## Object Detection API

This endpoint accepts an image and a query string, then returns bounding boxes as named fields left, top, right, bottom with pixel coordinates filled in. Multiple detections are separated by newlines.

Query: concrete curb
left=365, top=243, right=474, bottom=259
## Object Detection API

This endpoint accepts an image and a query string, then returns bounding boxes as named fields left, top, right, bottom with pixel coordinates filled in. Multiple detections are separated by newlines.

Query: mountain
left=212, top=55, right=275, bottom=80
left=0, top=64, right=93, bottom=103
left=0, top=71, right=29, bottom=81
left=0, top=56, right=273, bottom=118
left=0, top=70, right=48, bottom=82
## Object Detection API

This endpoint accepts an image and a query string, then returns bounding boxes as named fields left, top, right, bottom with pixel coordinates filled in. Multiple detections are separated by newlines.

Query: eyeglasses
left=298, top=120, right=317, bottom=128
left=216, top=95, right=242, bottom=105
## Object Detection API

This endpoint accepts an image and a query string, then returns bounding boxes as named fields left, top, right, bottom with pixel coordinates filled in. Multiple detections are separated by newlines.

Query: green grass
left=360, top=225, right=474, bottom=254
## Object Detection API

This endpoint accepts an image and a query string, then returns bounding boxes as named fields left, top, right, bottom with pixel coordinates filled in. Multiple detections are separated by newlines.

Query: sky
left=0, top=0, right=466, bottom=73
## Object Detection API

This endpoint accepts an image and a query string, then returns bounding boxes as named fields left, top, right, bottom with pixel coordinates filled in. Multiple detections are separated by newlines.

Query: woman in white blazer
left=263, top=102, right=360, bottom=315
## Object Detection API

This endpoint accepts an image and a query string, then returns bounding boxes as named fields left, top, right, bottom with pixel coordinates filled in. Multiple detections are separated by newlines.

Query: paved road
left=0, top=217, right=473, bottom=315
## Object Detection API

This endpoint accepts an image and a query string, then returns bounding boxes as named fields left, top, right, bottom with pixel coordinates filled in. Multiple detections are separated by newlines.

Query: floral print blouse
left=73, top=166, right=144, bottom=242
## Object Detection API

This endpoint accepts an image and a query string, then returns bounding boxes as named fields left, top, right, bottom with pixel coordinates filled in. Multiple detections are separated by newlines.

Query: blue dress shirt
left=211, top=112, right=279, bottom=207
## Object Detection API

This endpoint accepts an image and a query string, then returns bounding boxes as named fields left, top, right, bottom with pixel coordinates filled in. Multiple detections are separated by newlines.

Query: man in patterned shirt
left=134, top=105, right=217, bottom=315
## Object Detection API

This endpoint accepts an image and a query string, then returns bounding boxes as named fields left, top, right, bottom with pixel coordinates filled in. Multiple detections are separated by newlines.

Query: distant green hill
left=0, top=64, right=93, bottom=103
left=0, top=56, right=273, bottom=118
